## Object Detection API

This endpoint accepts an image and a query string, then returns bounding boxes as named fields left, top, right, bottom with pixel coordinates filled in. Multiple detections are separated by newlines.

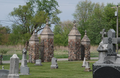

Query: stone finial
left=68, top=20, right=81, bottom=36
left=29, top=31, right=39, bottom=41
left=73, top=20, right=76, bottom=27
left=85, top=30, right=87, bottom=35
left=40, top=18, right=54, bottom=35
left=81, top=30, right=90, bottom=42
left=100, top=29, right=106, bottom=39
left=46, top=18, right=49, bottom=25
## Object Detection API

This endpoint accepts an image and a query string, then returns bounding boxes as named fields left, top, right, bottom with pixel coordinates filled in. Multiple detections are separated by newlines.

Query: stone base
left=20, top=66, right=29, bottom=75
left=35, top=64, right=42, bottom=66
left=51, top=65, right=58, bottom=69
left=8, top=74, right=19, bottom=78
left=85, top=68, right=91, bottom=72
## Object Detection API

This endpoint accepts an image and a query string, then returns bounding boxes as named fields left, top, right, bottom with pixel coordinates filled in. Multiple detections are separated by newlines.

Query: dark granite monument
left=93, top=29, right=120, bottom=78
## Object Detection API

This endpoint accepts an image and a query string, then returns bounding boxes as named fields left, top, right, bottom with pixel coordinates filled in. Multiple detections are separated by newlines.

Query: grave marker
left=51, top=57, right=58, bottom=69
left=8, top=54, right=19, bottom=78
left=93, top=29, right=120, bottom=78
left=20, top=48, right=30, bottom=75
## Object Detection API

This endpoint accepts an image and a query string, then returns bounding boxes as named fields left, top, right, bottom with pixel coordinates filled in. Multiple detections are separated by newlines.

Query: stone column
left=29, top=31, right=40, bottom=63
left=81, top=30, right=90, bottom=60
left=68, top=20, right=81, bottom=61
left=40, top=18, right=54, bottom=62
left=8, top=54, right=19, bottom=78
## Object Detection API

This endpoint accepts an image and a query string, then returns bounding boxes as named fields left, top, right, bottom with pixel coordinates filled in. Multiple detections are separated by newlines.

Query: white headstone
left=8, top=54, right=19, bottom=78
left=2, top=66, right=4, bottom=70
left=20, top=48, right=30, bottom=75
left=51, top=57, right=58, bottom=69
left=85, top=61, right=91, bottom=72
left=35, top=59, right=42, bottom=66
left=82, top=57, right=86, bottom=67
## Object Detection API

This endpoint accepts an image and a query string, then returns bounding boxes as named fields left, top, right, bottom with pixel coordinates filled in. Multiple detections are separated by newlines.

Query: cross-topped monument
left=103, top=29, right=120, bottom=56
left=100, top=29, right=106, bottom=39
left=73, top=20, right=76, bottom=27
left=46, top=18, right=49, bottom=25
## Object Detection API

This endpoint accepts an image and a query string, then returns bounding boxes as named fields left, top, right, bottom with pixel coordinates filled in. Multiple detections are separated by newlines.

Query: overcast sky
left=0, top=0, right=120, bottom=29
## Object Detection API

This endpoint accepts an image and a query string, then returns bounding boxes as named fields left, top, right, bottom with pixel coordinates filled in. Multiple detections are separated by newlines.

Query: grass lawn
left=1, top=61, right=94, bottom=78
left=2, top=49, right=99, bottom=60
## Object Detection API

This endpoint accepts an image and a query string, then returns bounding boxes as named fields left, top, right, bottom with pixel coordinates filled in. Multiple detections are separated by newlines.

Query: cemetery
left=1, top=0, right=120, bottom=78
left=1, top=19, right=120, bottom=78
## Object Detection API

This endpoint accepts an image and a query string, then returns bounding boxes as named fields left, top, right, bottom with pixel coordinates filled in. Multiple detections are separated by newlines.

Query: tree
left=0, top=25, right=11, bottom=45
left=73, top=0, right=118, bottom=45
left=73, top=0, right=96, bottom=37
left=9, top=0, right=61, bottom=48
left=54, top=20, right=73, bottom=46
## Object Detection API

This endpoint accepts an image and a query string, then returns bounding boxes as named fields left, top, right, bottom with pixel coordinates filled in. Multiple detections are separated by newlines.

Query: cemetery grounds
left=1, top=45, right=119, bottom=78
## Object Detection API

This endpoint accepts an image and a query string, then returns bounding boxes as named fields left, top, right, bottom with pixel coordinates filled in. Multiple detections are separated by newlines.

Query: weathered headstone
left=85, top=62, right=91, bottom=72
left=0, top=70, right=9, bottom=78
left=2, top=66, right=4, bottom=70
left=81, top=30, right=90, bottom=60
left=40, top=18, right=54, bottom=62
left=20, top=48, right=29, bottom=75
left=51, top=57, right=58, bottom=69
left=82, top=57, right=86, bottom=67
left=35, top=59, right=42, bottom=66
left=68, top=20, right=81, bottom=61
left=8, top=54, right=19, bottom=78
left=93, top=29, right=120, bottom=78
left=29, top=31, right=40, bottom=63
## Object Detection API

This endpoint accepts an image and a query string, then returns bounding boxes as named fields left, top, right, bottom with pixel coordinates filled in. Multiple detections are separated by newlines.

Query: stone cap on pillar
left=29, top=31, right=39, bottom=41
left=68, top=20, right=81, bottom=36
left=81, top=30, right=90, bottom=42
left=40, top=18, right=54, bottom=36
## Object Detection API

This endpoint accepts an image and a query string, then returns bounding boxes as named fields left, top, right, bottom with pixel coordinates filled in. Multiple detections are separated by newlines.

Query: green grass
left=1, top=61, right=94, bottom=78
left=2, top=50, right=99, bottom=60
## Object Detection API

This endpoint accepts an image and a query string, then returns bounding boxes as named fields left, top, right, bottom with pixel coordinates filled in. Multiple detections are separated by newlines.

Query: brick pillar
left=29, top=32, right=40, bottom=63
left=81, top=30, right=90, bottom=60
left=40, top=19, right=54, bottom=62
left=68, top=20, right=81, bottom=61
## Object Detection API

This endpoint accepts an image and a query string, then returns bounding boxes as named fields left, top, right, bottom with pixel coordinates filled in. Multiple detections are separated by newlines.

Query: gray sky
left=0, top=0, right=120, bottom=28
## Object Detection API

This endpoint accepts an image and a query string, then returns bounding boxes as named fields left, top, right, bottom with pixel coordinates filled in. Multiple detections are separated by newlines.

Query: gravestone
left=20, top=48, right=30, bottom=75
left=51, top=57, right=58, bottom=69
left=40, top=18, right=54, bottom=62
left=93, top=29, right=120, bottom=78
left=2, top=66, right=4, bottom=70
left=68, top=20, right=81, bottom=61
left=82, top=57, right=86, bottom=67
left=35, top=59, right=42, bottom=66
left=8, top=54, right=19, bottom=78
left=0, top=70, right=9, bottom=78
left=85, top=62, right=91, bottom=72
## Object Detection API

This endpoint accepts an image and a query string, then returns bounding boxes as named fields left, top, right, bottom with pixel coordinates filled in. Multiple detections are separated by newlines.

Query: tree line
left=54, top=0, right=120, bottom=46
left=0, top=0, right=120, bottom=47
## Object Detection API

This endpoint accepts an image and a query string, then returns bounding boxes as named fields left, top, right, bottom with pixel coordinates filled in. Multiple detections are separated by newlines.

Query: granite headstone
left=51, top=57, right=58, bottom=69
left=20, top=48, right=30, bottom=75
left=35, top=59, right=42, bottom=66
left=8, top=54, right=19, bottom=78
left=0, top=70, right=9, bottom=78
left=93, top=29, right=120, bottom=78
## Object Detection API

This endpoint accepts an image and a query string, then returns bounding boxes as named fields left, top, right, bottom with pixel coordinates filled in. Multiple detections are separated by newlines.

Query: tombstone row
left=29, top=19, right=91, bottom=63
